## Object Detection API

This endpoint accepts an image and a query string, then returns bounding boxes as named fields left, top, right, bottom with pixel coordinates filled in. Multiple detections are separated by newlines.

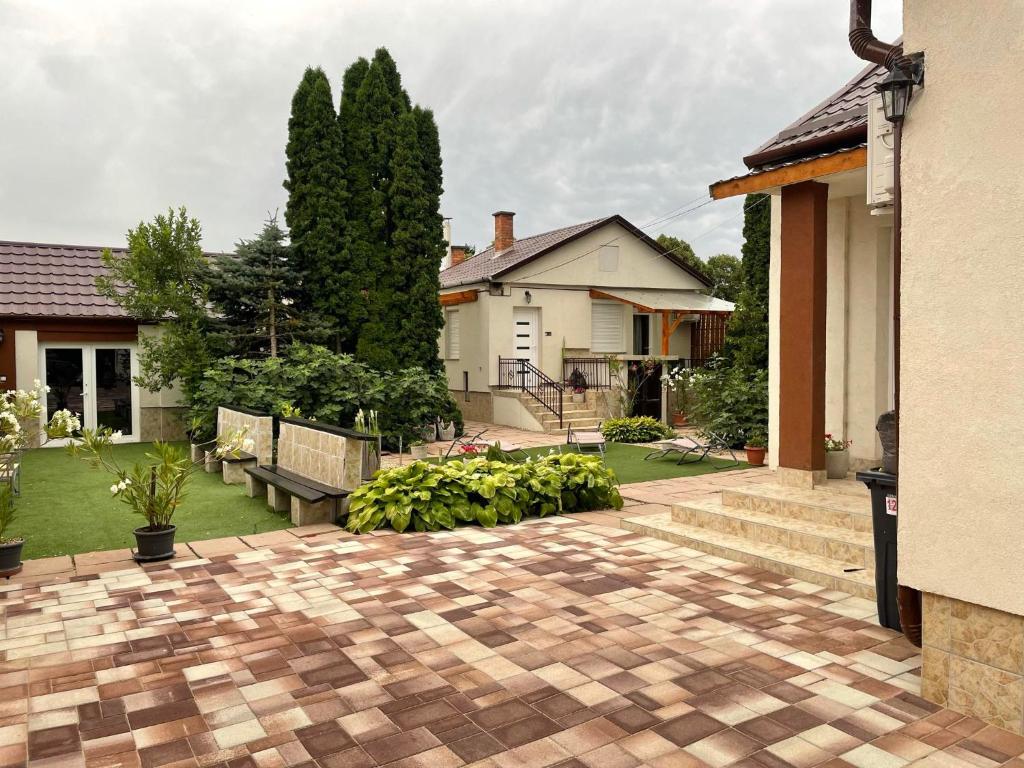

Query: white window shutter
left=591, top=302, right=623, bottom=352
left=446, top=310, right=460, bottom=359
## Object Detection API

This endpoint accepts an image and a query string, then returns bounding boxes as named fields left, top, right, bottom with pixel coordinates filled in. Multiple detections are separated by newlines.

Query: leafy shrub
left=600, top=416, right=673, bottom=443
left=189, top=343, right=462, bottom=447
left=687, top=362, right=767, bottom=447
left=345, top=453, right=623, bottom=533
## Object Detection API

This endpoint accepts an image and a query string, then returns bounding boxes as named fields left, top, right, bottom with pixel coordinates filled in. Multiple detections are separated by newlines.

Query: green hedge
left=600, top=416, right=674, bottom=443
left=345, top=453, right=623, bottom=533
left=190, top=343, right=462, bottom=448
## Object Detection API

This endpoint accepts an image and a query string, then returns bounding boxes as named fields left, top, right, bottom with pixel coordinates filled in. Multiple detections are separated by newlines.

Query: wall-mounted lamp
left=524, top=290, right=532, bottom=304
left=876, top=56, right=923, bottom=124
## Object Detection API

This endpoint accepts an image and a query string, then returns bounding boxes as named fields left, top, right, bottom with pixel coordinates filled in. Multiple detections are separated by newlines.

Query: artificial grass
left=518, top=443, right=748, bottom=485
left=11, top=442, right=291, bottom=559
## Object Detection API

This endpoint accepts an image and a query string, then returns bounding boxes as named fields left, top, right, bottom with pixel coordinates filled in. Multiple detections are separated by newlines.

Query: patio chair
left=643, top=432, right=739, bottom=468
left=0, top=452, right=20, bottom=497
left=444, top=429, right=528, bottom=462
left=567, top=422, right=606, bottom=457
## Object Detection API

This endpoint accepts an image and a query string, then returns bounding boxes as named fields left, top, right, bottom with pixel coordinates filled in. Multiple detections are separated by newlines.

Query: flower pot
left=744, top=446, right=766, bottom=467
left=0, top=539, right=24, bottom=577
left=826, top=449, right=850, bottom=479
left=410, top=445, right=429, bottom=460
left=420, top=425, right=437, bottom=443
left=133, top=525, right=177, bottom=562
left=672, top=412, right=688, bottom=427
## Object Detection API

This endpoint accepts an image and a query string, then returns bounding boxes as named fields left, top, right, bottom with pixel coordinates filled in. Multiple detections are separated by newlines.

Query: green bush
left=345, top=453, right=623, bottom=533
left=687, top=362, right=767, bottom=447
left=190, top=343, right=462, bottom=447
left=600, top=416, right=673, bottom=443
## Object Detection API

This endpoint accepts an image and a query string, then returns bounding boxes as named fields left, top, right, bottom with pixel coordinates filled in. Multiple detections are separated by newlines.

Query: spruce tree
left=208, top=216, right=327, bottom=357
left=283, top=67, right=352, bottom=351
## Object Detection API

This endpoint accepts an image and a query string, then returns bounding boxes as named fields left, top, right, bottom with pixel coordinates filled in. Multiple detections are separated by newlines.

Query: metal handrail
left=497, top=357, right=564, bottom=428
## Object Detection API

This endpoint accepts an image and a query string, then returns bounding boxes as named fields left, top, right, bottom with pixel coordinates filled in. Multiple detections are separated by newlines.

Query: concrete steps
left=623, top=481, right=876, bottom=600
left=521, top=395, right=602, bottom=434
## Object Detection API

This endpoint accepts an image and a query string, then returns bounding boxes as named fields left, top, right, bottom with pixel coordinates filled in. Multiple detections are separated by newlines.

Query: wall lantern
left=524, top=290, right=532, bottom=304
left=876, top=59, right=922, bottom=123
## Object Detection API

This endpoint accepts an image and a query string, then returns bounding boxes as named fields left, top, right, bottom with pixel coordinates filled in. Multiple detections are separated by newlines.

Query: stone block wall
left=277, top=420, right=364, bottom=490
left=217, top=407, right=273, bottom=466
left=921, top=592, right=1024, bottom=734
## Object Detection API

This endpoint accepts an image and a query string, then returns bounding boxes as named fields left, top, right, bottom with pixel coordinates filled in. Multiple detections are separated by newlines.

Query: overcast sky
left=0, top=1, right=900, bottom=260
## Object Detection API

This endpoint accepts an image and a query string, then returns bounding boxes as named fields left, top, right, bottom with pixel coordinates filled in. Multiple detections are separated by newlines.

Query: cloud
left=0, top=0, right=901, bottom=258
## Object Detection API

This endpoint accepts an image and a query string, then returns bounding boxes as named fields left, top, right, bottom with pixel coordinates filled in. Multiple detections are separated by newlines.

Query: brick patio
left=3, top=517, right=1023, bottom=768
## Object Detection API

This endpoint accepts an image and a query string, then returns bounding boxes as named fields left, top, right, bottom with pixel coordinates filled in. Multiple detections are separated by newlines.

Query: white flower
left=242, top=438, right=255, bottom=452
left=123, top=478, right=132, bottom=486
left=110, top=484, right=119, bottom=495
left=117, top=480, right=128, bottom=491
left=45, top=385, right=51, bottom=393
left=32, top=379, right=41, bottom=390
left=112, top=430, right=123, bottom=440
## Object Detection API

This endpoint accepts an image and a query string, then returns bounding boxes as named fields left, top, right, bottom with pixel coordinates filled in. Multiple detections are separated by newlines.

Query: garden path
left=2, top=516, right=1019, bottom=768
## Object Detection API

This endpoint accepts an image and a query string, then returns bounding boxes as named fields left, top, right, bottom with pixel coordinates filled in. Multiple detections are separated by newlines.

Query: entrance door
left=632, top=314, right=651, bottom=356
left=512, top=308, right=539, bottom=368
left=40, top=344, right=140, bottom=443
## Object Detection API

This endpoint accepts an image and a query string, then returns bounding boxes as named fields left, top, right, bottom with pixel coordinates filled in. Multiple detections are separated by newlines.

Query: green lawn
left=476, top=443, right=746, bottom=485
left=12, top=442, right=291, bottom=559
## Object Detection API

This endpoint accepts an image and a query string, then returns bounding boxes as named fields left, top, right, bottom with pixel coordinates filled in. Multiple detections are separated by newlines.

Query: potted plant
left=744, top=432, right=767, bottom=467
left=571, top=386, right=586, bottom=404
left=0, top=486, right=22, bottom=578
left=824, top=434, right=852, bottom=479
left=354, top=409, right=382, bottom=479
left=69, top=426, right=252, bottom=562
left=409, top=439, right=429, bottom=460
left=662, top=365, right=692, bottom=426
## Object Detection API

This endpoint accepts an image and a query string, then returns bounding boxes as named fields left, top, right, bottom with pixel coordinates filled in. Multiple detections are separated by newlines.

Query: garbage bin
left=856, top=469, right=900, bottom=631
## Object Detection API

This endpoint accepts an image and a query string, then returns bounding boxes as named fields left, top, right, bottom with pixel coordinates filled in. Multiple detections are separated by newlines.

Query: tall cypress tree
left=283, top=67, right=352, bottom=350
left=720, top=193, right=771, bottom=370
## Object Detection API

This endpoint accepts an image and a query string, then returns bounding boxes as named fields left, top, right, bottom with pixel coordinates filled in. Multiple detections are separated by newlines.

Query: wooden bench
left=244, top=464, right=349, bottom=522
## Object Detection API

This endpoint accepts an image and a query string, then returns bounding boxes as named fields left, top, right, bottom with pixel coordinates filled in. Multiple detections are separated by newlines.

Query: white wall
left=900, top=0, right=1024, bottom=615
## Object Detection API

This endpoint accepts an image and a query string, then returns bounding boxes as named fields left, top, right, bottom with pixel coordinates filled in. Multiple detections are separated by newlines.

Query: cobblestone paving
left=2, top=517, right=1022, bottom=768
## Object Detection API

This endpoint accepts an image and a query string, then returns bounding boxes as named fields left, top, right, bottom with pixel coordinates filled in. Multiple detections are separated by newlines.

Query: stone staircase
left=521, top=395, right=603, bottom=434
left=623, top=478, right=877, bottom=599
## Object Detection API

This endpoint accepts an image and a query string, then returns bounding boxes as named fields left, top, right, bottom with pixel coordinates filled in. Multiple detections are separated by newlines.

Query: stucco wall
left=442, top=294, right=490, bottom=393
left=900, top=0, right=1024, bottom=616
left=768, top=194, right=782, bottom=470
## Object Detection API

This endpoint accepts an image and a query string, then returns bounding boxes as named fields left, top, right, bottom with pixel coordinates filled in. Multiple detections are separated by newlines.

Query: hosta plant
left=345, top=453, right=622, bottom=534
left=600, top=416, right=674, bottom=444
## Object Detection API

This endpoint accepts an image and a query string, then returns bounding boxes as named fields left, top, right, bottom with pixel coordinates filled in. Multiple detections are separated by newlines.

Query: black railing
left=562, top=357, right=612, bottom=391
left=497, top=357, right=564, bottom=428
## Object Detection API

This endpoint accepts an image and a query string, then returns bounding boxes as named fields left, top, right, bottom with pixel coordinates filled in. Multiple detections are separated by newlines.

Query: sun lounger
left=643, top=433, right=739, bottom=468
left=567, top=423, right=606, bottom=457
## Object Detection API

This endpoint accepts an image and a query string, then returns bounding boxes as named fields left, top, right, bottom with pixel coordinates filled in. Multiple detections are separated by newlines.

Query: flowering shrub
left=687, top=361, right=768, bottom=447
left=824, top=434, right=852, bottom=452
left=68, top=427, right=253, bottom=531
left=600, top=416, right=674, bottom=444
left=345, top=453, right=623, bottom=534
left=661, top=365, right=695, bottom=415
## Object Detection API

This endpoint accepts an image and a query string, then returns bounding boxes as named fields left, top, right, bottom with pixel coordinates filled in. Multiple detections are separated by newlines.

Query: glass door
left=39, top=344, right=139, bottom=444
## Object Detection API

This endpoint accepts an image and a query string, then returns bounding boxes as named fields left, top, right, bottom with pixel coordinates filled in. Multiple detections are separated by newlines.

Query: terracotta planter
left=672, top=412, right=688, bottom=427
left=0, top=539, right=24, bottom=578
left=744, top=446, right=766, bottom=467
left=133, top=525, right=177, bottom=562
left=826, top=449, right=850, bottom=479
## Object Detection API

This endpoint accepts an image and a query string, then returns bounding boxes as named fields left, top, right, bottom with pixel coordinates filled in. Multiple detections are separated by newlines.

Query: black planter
left=133, top=525, right=177, bottom=562
left=0, top=539, right=24, bottom=578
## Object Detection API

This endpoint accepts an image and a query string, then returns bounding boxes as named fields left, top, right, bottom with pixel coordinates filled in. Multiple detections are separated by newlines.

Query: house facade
left=439, top=212, right=733, bottom=431
left=0, top=241, right=185, bottom=443
left=709, top=0, right=1024, bottom=734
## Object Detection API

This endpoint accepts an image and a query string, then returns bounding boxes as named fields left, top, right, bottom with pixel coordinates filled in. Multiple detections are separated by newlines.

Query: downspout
left=848, top=0, right=922, bottom=648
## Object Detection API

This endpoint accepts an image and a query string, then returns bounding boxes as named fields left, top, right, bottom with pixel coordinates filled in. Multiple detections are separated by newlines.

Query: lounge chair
left=567, top=422, right=606, bottom=457
left=444, top=429, right=527, bottom=462
left=0, top=452, right=20, bottom=497
left=643, top=433, right=739, bottom=468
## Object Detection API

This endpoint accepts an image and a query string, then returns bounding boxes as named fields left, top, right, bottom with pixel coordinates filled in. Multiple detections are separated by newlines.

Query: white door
left=512, top=308, right=539, bottom=368
left=39, top=343, right=141, bottom=444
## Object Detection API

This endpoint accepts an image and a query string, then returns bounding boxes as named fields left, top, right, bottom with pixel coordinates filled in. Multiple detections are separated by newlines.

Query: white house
left=438, top=211, right=733, bottom=432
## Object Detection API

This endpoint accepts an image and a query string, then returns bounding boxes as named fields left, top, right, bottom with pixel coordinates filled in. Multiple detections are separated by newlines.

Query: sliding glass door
left=39, top=344, right=139, bottom=443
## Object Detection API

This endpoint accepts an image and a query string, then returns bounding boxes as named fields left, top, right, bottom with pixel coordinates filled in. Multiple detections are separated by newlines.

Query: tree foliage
left=721, top=194, right=771, bottom=370
left=283, top=67, right=352, bottom=351
left=655, top=234, right=704, bottom=276
left=97, top=207, right=219, bottom=398
left=703, top=253, right=743, bottom=302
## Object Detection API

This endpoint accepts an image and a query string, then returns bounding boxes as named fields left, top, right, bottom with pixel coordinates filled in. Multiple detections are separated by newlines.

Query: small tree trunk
left=148, top=466, right=158, bottom=530
left=268, top=288, right=278, bottom=358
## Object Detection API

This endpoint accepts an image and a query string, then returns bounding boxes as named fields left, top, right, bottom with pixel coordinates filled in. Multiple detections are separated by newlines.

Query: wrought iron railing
left=497, top=357, right=564, bottom=427
left=562, top=357, right=612, bottom=391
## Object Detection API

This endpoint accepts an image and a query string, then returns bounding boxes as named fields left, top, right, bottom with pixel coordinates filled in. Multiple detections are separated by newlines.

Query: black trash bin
left=856, top=469, right=900, bottom=631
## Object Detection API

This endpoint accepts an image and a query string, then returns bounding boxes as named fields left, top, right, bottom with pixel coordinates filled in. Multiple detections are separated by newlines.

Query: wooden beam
left=660, top=310, right=671, bottom=355
left=439, top=290, right=478, bottom=307
left=710, top=147, right=867, bottom=200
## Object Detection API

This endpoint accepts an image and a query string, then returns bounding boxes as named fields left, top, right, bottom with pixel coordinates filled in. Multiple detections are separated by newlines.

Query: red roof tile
left=0, top=240, right=129, bottom=319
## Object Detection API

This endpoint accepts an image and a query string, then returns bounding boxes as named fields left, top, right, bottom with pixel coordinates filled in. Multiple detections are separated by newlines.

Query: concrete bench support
left=222, top=456, right=258, bottom=485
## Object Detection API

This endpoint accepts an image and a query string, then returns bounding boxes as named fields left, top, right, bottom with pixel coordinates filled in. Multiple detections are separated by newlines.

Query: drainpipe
left=848, top=0, right=905, bottom=69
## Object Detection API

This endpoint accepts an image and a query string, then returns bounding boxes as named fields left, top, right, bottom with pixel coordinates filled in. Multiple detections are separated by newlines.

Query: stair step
left=722, top=484, right=872, bottom=533
left=622, top=513, right=875, bottom=600
left=814, top=477, right=870, bottom=498
left=673, top=499, right=873, bottom=569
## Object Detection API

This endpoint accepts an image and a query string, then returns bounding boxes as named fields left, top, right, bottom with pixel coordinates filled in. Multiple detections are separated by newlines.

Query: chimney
left=450, top=245, right=468, bottom=266
left=493, top=211, right=515, bottom=252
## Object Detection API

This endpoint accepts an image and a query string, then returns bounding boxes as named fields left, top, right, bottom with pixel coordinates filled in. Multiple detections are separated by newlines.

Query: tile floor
left=3, top=517, right=1022, bottom=768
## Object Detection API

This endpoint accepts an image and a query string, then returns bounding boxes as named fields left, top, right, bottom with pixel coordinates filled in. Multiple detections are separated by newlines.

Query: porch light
left=876, top=66, right=915, bottom=123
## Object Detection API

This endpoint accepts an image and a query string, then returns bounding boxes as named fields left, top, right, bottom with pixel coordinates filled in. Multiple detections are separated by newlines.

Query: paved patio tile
left=186, top=536, right=252, bottom=558
left=0, top=517, right=1021, bottom=766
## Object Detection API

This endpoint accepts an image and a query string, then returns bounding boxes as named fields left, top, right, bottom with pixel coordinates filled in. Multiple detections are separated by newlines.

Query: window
left=445, top=310, right=460, bottom=359
left=591, top=302, right=623, bottom=352
left=598, top=245, right=619, bottom=272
